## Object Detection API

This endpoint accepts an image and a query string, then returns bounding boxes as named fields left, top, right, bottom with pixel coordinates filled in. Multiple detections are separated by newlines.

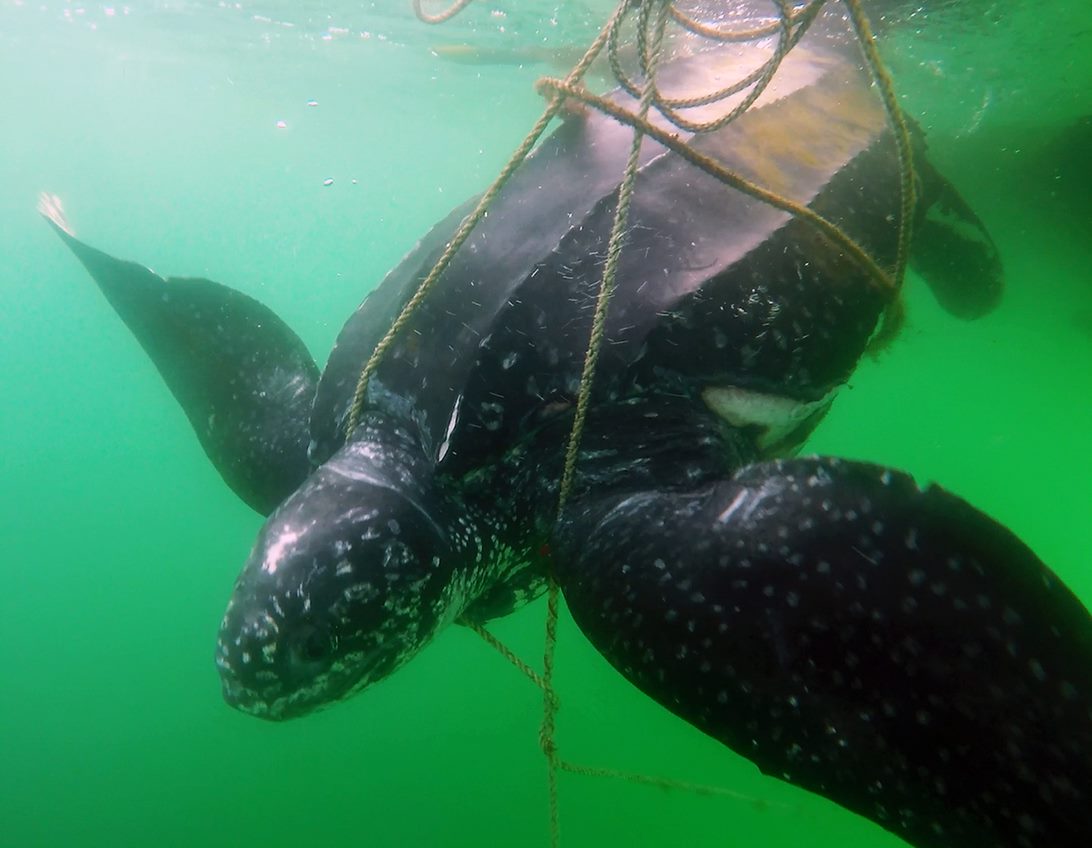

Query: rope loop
left=670, top=0, right=819, bottom=42
left=412, top=0, right=474, bottom=25
left=611, top=0, right=827, bottom=133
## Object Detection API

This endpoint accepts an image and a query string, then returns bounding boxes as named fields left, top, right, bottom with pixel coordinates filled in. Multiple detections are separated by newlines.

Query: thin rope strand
left=541, top=578, right=562, bottom=848
left=461, top=619, right=549, bottom=690
left=841, top=0, right=915, bottom=349
left=558, top=761, right=778, bottom=806
left=557, top=0, right=669, bottom=512
left=344, top=4, right=627, bottom=438
left=465, top=590, right=784, bottom=813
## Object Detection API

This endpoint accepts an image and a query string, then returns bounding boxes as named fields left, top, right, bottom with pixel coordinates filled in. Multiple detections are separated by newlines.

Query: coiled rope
left=384, top=1, right=917, bottom=843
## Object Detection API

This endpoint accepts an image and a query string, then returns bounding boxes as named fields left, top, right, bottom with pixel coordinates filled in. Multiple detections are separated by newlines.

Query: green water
left=1, top=2, right=1089, bottom=847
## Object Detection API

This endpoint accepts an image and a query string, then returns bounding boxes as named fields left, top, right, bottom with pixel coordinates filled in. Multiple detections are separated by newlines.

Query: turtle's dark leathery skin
left=555, top=446, right=1092, bottom=848
left=44, top=18, right=1089, bottom=848
left=45, top=220, right=318, bottom=514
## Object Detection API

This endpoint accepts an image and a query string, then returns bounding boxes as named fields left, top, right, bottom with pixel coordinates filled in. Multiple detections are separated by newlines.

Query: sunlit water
left=1, top=2, right=1089, bottom=846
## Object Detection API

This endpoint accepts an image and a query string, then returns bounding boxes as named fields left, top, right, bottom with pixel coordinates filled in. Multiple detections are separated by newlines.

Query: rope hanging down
left=388, top=1, right=918, bottom=843
left=556, top=0, right=670, bottom=515
left=344, top=0, right=628, bottom=438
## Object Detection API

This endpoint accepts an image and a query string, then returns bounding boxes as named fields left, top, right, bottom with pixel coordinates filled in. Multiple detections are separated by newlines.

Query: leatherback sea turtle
left=42, top=24, right=1090, bottom=848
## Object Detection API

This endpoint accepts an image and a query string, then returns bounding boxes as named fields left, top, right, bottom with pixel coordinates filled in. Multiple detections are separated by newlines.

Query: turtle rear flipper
left=42, top=201, right=318, bottom=515
left=911, top=162, right=1004, bottom=319
left=555, top=457, right=1092, bottom=848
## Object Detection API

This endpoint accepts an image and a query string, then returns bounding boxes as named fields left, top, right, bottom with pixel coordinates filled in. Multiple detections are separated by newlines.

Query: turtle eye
left=291, top=622, right=338, bottom=664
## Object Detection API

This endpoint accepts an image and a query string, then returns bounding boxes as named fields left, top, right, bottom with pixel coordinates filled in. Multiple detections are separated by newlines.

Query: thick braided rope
left=652, top=0, right=795, bottom=134
left=670, top=0, right=820, bottom=42
left=412, top=0, right=473, bottom=25
left=613, top=0, right=824, bottom=133
left=659, top=0, right=827, bottom=129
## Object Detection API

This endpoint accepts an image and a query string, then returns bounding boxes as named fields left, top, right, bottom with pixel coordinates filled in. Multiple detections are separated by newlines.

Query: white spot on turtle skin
left=263, top=529, right=302, bottom=574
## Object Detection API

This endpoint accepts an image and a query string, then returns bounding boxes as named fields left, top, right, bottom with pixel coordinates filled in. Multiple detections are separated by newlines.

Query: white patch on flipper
left=702, top=384, right=837, bottom=451
left=37, top=192, right=75, bottom=235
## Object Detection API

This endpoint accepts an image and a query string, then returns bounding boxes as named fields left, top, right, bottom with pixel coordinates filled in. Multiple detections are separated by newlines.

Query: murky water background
left=2, top=2, right=1088, bottom=846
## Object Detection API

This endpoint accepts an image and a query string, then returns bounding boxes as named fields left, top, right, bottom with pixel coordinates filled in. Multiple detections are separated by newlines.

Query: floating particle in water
left=307, top=99, right=319, bottom=108
left=275, top=120, right=287, bottom=129
left=323, top=178, right=334, bottom=187
left=351, top=179, right=358, bottom=185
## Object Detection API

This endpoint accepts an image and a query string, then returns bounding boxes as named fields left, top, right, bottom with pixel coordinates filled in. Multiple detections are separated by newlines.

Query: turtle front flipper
left=41, top=197, right=318, bottom=514
left=554, top=457, right=1092, bottom=848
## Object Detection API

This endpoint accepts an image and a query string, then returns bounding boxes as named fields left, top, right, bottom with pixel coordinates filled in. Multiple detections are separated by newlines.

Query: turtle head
left=216, top=434, right=458, bottom=720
